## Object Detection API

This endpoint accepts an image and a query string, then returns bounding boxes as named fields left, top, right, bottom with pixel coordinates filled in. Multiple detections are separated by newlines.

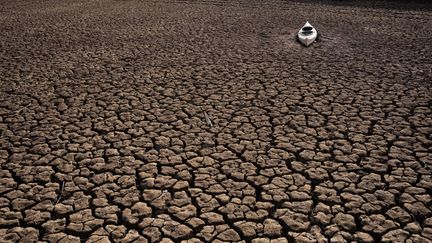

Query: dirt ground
left=0, top=0, right=431, bottom=242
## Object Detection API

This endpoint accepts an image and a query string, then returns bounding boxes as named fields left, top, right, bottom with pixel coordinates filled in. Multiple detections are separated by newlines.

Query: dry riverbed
left=0, top=0, right=431, bottom=242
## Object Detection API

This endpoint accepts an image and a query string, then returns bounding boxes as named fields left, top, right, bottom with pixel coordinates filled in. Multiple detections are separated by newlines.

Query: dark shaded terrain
left=0, top=0, right=431, bottom=242
left=290, top=0, right=432, bottom=11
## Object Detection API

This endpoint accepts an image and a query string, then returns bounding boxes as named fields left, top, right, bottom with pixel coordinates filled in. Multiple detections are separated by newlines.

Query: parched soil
left=0, top=0, right=431, bottom=242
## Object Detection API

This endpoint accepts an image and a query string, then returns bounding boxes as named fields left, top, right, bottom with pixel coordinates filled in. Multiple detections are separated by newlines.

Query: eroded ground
left=0, top=0, right=432, bottom=242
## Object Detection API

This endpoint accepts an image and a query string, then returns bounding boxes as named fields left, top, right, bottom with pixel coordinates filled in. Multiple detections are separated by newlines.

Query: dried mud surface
left=1, top=0, right=432, bottom=242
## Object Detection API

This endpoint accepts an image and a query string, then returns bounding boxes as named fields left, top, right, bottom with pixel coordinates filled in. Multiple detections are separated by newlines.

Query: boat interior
left=301, top=26, right=314, bottom=35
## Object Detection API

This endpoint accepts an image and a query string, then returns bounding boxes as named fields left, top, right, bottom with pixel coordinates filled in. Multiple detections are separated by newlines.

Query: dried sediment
left=0, top=0, right=431, bottom=242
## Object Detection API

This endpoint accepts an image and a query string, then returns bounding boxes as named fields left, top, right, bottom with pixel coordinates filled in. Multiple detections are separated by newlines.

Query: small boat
left=297, top=21, right=317, bottom=47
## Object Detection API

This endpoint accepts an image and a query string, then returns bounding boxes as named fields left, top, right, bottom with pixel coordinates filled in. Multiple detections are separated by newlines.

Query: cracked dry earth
left=1, top=0, right=432, bottom=242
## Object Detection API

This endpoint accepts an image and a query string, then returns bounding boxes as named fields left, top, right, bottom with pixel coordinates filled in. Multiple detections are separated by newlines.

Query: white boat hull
left=297, top=21, right=317, bottom=47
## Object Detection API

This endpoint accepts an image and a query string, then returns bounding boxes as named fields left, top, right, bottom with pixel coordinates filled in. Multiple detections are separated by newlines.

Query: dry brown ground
left=1, top=0, right=432, bottom=242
